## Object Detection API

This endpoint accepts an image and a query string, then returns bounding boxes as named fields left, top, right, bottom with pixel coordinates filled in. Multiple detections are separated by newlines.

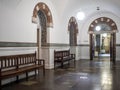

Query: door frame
left=89, top=33, right=116, bottom=63
left=88, top=17, right=118, bottom=64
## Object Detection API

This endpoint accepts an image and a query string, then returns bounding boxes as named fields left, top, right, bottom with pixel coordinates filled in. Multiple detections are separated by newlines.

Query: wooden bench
left=0, top=52, right=45, bottom=89
left=54, top=49, right=75, bottom=69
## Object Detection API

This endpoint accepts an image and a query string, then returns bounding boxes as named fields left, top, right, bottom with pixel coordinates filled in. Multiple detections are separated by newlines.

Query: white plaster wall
left=74, top=46, right=81, bottom=60
left=49, top=9, right=69, bottom=44
left=0, top=47, right=37, bottom=56
left=0, top=0, right=59, bottom=43
left=0, top=0, right=38, bottom=42
left=116, top=46, right=120, bottom=61
left=80, top=46, right=90, bottom=59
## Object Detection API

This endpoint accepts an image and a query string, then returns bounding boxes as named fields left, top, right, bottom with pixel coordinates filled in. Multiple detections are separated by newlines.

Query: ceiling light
left=95, top=26, right=101, bottom=31
left=76, top=11, right=85, bottom=20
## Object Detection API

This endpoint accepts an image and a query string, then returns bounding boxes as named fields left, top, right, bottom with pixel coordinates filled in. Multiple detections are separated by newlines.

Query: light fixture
left=76, top=11, right=85, bottom=20
left=103, top=33, right=107, bottom=37
left=95, top=26, right=101, bottom=31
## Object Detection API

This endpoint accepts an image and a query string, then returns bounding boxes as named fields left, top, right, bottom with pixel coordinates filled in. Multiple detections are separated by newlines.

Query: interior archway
left=32, top=2, right=53, bottom=46
left=32, top=2, right=53, bottom=60
left=88, top=17, right=118, bottom=63
left=32, top=2, right=53, bottom=27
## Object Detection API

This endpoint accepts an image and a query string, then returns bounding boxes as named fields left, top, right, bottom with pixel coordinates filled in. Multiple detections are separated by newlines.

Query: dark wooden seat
left=0, top=53, right=45, bottom=89
left=54, top=49, right=75, bottom=69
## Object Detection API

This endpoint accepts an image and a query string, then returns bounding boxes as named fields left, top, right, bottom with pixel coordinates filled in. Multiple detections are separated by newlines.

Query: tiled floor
left=2, top=59, right=120, bottom=90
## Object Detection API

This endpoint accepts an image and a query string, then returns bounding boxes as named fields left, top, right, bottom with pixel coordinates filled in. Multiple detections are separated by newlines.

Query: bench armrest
left=36, top=59, right=45, bottom=65
left=36, top=59, right=45, bottom=75
left=70, top=54, right=75, bottom=59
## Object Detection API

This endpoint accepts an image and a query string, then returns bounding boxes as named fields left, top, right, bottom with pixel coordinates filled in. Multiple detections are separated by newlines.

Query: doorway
left=88, top=17, right=118, bottom=63
left=93, top=33, right=111, bottom=60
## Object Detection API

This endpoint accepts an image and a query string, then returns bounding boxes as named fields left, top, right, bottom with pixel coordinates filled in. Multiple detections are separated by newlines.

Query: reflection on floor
left=2, top=59, right=120, bottom=90
left=99, top=54, right=110, bottom=57
left=94, top=54, right=110, bottom=61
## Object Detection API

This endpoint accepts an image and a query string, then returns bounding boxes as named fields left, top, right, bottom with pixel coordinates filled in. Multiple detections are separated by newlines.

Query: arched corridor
left=1, top=0, right=120, bottom=90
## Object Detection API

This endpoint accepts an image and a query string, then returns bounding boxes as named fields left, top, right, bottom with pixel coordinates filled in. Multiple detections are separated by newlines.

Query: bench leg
left=43, top=66, right=45, bottom=76
left=16, top=76, right=19, bottom=83
left=74, top=59, right=76, bottom=67
left=0, top=80, right=1, bottom=90
left=26, top=72, right=28, bottom=81
left=61, top=62, right=63, bottom=68
left=68, top=60, right=70, bottom=66
left=37, top=68, right=45, bottom=77
left=54, top=62, right=56, bottom=70
left=35, top=70, right=37, bottom=76
left=34, top=70, right=37, bottom=79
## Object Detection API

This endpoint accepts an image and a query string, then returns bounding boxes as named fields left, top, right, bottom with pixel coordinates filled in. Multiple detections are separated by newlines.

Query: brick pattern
left=89, top=17, right=117, bottom=62
left=32, top=2, right=53, bottom=27
left=88, top=17, right=117, bottom=33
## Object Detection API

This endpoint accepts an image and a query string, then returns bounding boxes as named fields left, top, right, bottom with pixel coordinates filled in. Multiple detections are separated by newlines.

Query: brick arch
left=32, top=2, right=53, bottom=27
left=68, top=17, right=78, bottom=33
left=68, top=17, right=78, bottom=46
left=88, top=17, right=117, bottom=63
left=88, top=17, right=118, bottom=33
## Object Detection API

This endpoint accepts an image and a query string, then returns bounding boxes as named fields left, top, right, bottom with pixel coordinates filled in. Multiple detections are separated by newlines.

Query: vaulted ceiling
left=51, top=0, right=120, bottom=19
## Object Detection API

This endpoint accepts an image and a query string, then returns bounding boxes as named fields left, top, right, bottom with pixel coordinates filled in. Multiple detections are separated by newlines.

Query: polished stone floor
left=2, top=59, right=120, bottom=90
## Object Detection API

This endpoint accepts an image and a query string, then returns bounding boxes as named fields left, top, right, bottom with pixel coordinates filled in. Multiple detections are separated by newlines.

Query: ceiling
left=51, top=0, right=120, bottom=19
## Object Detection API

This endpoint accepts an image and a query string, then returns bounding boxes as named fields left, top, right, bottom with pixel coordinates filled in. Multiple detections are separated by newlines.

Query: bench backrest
left=54, top=50, right=70, bottom=61
left=62, top=50, right=70, bottom=57
left=17, top=53, right=36, bottom=66
left=0, top=53, right=36, bottom=70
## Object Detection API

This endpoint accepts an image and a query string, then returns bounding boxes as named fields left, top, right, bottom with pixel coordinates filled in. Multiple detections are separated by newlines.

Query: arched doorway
left=88, top=17, right=118, bottom=64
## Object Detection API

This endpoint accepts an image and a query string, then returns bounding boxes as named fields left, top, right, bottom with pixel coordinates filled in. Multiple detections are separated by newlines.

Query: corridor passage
left=2, top=60, right=120, bottom=90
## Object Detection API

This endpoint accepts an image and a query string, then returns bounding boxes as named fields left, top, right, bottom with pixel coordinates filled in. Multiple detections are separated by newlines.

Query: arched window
left=38, top=10, right=47, bottom=45
left=68, top=17, right=78, bottom=46
left=32, top=2, right=53, bottom=46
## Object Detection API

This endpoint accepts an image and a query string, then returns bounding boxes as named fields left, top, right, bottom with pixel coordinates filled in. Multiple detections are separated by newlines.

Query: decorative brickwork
left=88, top=17, right=118, bottom=33
left=32, top=2, right=53, bottom=27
